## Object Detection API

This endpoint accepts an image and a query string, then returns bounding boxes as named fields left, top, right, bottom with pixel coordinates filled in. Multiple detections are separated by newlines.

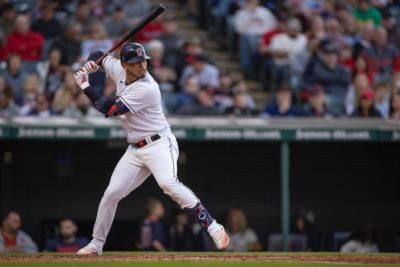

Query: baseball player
left=73, top=42, right=229, bottom=255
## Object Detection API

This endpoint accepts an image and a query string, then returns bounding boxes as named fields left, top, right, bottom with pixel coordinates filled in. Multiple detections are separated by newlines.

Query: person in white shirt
left=268, top=18, right=308, bottom=91
left=72, top=42, right=229, bottom=256
left=234, top=0, right=277, bottom=73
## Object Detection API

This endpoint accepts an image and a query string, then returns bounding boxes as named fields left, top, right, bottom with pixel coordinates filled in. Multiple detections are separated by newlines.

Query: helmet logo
left=136, top=48, right=143, bottom=56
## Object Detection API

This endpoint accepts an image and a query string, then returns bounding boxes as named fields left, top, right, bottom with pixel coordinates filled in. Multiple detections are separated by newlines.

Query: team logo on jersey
left=136, top=48, right=143, bottom=56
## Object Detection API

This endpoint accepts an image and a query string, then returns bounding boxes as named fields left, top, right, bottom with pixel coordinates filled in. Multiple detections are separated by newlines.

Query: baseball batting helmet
left=120, top=42, right=151, bottom=64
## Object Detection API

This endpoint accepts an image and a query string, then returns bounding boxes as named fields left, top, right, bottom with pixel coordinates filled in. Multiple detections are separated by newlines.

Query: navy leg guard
left=185, top=203, right=214, bottom=228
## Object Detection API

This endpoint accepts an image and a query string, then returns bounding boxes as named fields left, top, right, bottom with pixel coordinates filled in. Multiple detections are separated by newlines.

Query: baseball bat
left=95, top=3, right=166, bottom=65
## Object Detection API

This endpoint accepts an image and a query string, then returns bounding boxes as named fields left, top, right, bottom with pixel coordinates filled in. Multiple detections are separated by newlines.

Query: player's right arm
left=73, top=69, right=129, bottom=117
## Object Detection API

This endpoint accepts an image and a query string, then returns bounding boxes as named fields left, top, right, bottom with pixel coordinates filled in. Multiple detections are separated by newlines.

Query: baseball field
left=0, top=252, right=400, bottom=267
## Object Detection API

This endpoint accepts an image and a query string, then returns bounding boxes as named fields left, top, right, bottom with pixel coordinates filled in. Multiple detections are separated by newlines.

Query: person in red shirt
left=3, top=14, right=44, bottom=61
left=134, top=15, right=164, bottom=44
left=0, top=211, right=38, bottom=253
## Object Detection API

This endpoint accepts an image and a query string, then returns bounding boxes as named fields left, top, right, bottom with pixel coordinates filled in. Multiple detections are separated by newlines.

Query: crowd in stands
left=0, top=205, right=388, bottom=253
left=0, top=0, right=400, bottom=118
left=208, top=0, right=400, bottom=118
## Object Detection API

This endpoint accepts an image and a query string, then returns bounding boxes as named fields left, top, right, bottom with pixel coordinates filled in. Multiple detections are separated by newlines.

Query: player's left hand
left=81, top=60, right=99, bottom=74
left=74, top=70, right=90, bottom=90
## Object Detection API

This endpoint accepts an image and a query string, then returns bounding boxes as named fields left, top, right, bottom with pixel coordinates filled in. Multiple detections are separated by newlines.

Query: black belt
left=133, top=134, right=161, bottom=148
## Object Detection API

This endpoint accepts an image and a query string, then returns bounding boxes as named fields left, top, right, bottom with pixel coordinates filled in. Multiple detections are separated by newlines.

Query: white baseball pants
left=91, top=133, right=199, bottom=246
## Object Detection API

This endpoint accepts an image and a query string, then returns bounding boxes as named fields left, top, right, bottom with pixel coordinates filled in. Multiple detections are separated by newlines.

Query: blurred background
left=0, top=0, right=399, bottom=254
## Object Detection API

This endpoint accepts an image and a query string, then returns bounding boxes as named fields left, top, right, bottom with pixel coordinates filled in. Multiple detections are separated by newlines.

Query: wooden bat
left=95, top=3, right=166, bottom=65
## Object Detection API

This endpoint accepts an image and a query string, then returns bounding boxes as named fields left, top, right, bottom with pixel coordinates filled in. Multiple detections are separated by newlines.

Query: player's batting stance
left=73, top=43, right=229, bottom=255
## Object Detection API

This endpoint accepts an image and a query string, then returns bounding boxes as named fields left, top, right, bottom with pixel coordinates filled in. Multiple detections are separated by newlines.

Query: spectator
left=234, top=0, right=277, bottom=73
left=389, top=90, right=400, bottom=119
left=345, top=73, right=371, bottom=115
left=325, top=17, right=347, bottom=50
left=176, top=89, right=219, bottom=115
left=175, top=75, right=200, bottom=112
left=52, top=69, right=80, bottom=114
left=27, top=93, right=52, bottom=117
left=105, top=6, right=130, bottom=39
left=303, top=40, right=351, bottom=115
left=303, top=85, right=335, bottom=117
left=224, top=92, right=258, bottom=116
left=62, top=93, right=101, bottom=118
left=112, top=0, right=150, bottom=24
left=0, top=211, right=38, bottom=253
left=362, top=27, right=400, bottom=83
left=3, top=54, right=27, bottom=105
left=81, top=22, right=113, bottom=60
left=169, top=211, right=211, bottom=251
left=352, top=55, right=373, bottom=83
left=0, top=80, right=19, bottom=117
left=0, top=3, right=17, bottom=36
left=340, top=223, right=379, bottom=253
left=157, top=14, right=184, bottom=68
left=45, top=219, right=88, bottom=252
left=175, top=38, right=206, bottom=78
left=262, top=85, right=302, bottom=117
left=134, top=14, right=164, bottom=44
left=31, top=3, right=62, bottom=41
left=352, top=0, right=382, bottom=27
left=51, top=22, right=82, bottom=66
left=137, top=198, right=167, bottom=251
left=3, top=15, right=44, bottom=62
left=179, top=54, right=219, bottom=89
left=19, top=74, right=42, bottom=116
left=292, top=210, right=318, bottom=251
left=225, top=208, right=261, bottom=252
left=353, top=22, right=374, bottom=58
left=382, top=10, right=400, bottom=48
left=37, top=49, right=64, bottom=100
left=373, top=81, right=390, bottom=118
left=71, top=1, right=95, bottom=37
left=352, top=89, right=381, bottom=117
left=147, top=39, right=177, bottom=93
left=268, top=17, right=308, bottom=91
left=306, top=15, right=327, bottom=53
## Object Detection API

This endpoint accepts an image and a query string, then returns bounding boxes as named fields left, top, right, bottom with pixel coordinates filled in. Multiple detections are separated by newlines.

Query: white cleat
left=76, top=243, right=102, bottom=256
left=209, top=223, right=230, bottom=250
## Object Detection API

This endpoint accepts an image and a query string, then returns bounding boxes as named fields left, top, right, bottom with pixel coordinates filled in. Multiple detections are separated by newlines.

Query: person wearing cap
left=262, top=84, right=303, bottom=117
left=351, top=88, right=381, bottom=117
left=303, top=40, right=351, bottom=115
left=179, top=53, right=219, bottom=90
left=303, top=84, right=335, bottom=117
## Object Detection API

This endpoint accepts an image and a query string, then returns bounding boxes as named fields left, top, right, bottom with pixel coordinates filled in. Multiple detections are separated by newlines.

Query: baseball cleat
left=76, top=243, right=102, bottom=256
left=209, top=223, right=230, bottom=250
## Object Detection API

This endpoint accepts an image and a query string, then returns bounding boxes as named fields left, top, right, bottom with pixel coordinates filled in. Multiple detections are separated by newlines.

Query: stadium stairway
left=149, top=0, right=269, bottom=109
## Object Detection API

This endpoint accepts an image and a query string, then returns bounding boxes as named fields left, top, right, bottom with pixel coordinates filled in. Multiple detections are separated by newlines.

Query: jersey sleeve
left=119, top=84, right=154, bottom=113
left=102, top=55, right=124, bottom=83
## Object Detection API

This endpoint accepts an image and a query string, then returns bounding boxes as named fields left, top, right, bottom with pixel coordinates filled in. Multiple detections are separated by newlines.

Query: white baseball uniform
left=90, top=56, right=200, bottom=248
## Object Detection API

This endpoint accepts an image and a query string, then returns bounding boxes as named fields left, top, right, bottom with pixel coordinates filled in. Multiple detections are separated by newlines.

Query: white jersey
left=102, top=56, right=170, bottom=143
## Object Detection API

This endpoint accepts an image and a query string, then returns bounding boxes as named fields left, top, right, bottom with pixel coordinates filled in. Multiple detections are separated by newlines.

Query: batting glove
left=81, top=60, right=99, bottom=74
left=74, top=70, right=90, bottom=90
